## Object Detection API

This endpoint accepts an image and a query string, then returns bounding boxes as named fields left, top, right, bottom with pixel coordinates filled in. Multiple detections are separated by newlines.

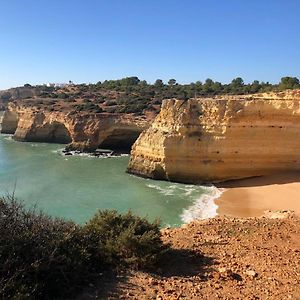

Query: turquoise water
left=0, top=134, right=219, bottom=226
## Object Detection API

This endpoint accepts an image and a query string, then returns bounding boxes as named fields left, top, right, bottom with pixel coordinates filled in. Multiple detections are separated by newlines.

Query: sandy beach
left=215, top=172, right=300, bottom=218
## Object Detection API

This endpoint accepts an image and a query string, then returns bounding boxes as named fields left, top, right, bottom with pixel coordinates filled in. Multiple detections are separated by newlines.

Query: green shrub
left=0, top=196, right=95, bottom=298
left=0, top=196, right=165, bottom=299
left=84, top=210, right=165, bottom=268
left=74, top=103, right=102, bottom=112
left=57, top=93, right=69, bottom=99
left=105, top=100, right=117, bottom=106
left=105, top=106, right=117, bottom=113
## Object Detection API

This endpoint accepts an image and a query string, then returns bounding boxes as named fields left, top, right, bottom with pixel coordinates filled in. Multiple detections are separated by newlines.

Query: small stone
left=149, top=278, right=159, bottom=286
left=218, top=267, right=233, bottom=276
left=218, top=267, right=228, bottom=273
left=245, top=270, right=258, bottom=277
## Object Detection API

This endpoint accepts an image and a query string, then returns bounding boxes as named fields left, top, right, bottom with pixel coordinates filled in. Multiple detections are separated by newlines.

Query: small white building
left=45, top=83, right=67, bottom=88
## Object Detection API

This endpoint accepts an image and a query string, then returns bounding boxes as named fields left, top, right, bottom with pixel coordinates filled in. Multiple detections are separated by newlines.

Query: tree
left=122, top=76, right=140, bottom=86
left=168, top=79, right=176, bottom=86
left=139, top=80, right=148, bottom=87
left=24, top=83, right=32, bottom=88
left=230, top=77, right=244, bottom=93
left=154, top=79, right=164, bottom=88
left=212, top=82, right=222, bottom=94
left=202, top=78, right=214, bottom=94
left=204, top=78, right=214, bottom=86
left=250, top=80, right=261, bottom=93
left=279, top=77, right=300, bottom=90
left=231, top=77, right=244, bottom=87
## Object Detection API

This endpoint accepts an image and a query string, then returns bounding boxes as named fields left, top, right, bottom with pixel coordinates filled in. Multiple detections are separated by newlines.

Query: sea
left=0, top=134, right=221, bottom=227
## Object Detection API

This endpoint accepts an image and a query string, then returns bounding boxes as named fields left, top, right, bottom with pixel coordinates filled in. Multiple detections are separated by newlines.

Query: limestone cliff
left=1, top=103, right=149, bottom=151
left=127, top=90, right=300, bottom=183
left=1, top=110, right=19, bottom=134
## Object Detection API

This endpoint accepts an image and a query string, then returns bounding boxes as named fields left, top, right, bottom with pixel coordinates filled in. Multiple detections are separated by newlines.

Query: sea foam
left=146, top=183, right=198, bottom=196
left=180, top=185, right=223, bottom=223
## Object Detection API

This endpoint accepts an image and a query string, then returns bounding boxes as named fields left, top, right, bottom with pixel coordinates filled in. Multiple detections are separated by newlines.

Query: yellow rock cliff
left=127, top=90, right=300, bottom=183
left=1, top=103, right=149, bottom=151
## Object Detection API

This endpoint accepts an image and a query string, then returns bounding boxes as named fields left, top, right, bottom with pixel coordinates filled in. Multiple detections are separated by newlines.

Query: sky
left=0, top=0, right=299, bottom=89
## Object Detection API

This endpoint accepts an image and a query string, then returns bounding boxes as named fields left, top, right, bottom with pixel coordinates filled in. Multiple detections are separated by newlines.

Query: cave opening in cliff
left=45, top=122, right=72, bottom=144
left=28, top=122, right=72, bottom=144
left=98, top=128, right=141, bottom=151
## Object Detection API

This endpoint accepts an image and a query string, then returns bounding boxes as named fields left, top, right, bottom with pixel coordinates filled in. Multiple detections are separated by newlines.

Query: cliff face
left=1, top=103, right=148, bottom=151
left=1, top=110, right=19, bottom=134
left=127, top=90, right=300, bottom=183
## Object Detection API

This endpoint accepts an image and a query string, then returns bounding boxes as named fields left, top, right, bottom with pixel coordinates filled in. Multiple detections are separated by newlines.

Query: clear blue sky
left=0, top=0, right=299, bottom=89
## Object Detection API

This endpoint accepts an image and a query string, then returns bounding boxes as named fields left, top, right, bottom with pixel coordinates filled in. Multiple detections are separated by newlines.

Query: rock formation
left=1, top=103, right=149, bottom=151
left=127, top=90, right=300, bottom=183
left=1, top=110, right=19, bottom=134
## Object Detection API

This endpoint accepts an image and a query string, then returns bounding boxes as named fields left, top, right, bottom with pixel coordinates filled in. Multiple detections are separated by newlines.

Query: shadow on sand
left=216, top=171, right=300, bottom=188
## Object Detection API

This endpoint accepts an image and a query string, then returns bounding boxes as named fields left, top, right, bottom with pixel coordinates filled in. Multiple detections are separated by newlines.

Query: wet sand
left=215, top=172, right=300, bottom=217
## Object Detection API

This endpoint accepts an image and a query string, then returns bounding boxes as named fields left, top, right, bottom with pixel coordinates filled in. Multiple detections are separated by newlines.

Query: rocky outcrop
left=0, top=86, right=42, bottom=102
left=1, top=103, right=149, bottom=151
left=127, top=90, right=300, bottom=183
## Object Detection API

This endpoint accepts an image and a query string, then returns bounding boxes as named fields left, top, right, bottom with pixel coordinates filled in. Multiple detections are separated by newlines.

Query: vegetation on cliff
left=0, top=196, right=166, bottom=299
left=1, top=76, right=299, bottom=115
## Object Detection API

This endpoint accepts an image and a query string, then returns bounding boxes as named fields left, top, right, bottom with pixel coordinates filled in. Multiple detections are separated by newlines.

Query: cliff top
left=1, top=76, right=300, bottom=116
left=81, top=212, right=300, bottom=299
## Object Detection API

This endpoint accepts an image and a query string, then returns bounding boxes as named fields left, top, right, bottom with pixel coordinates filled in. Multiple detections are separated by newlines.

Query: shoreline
left=3, top=133, right=300, bottom=223
left=215, top=172, right=300, bottom=218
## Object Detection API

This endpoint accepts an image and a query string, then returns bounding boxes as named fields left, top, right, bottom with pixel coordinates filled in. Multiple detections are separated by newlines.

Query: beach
left=216, top=172, right=300, bottom=218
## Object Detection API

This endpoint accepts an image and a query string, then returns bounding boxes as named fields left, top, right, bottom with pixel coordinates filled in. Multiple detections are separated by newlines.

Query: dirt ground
left=79, top=212, right=300, bottom=300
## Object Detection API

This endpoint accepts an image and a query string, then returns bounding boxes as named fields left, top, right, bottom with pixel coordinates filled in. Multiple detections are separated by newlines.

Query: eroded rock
left=128, top=90, right=300, bottom=183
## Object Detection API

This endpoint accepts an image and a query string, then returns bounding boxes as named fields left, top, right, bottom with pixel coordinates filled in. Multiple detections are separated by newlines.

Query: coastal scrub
left=0, top=196, right=166, bottom=299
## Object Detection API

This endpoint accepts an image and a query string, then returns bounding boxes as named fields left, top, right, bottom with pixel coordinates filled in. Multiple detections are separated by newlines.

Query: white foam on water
left=146, top=182, right=200, bottom=197
left=147, top=184, right=182, bottom=196
left=52, top=148, right=65, bottom=154
left=180, top=185, right=223, bottom=223
left=146, top=184, right=175, bottom=195
left=146, top=181, right=224, bottom=223
left=3, top=135, right=13, bottom=141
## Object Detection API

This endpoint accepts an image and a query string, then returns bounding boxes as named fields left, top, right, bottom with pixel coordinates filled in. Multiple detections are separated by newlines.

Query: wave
left=180, top=185, right=223, bottom=223
left=146, top=183, right=198, bottom=196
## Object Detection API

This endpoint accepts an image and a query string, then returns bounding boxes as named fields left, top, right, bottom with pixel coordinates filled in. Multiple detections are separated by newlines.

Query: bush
left=105, top=106, right=117, bottom=113
left=0, top=196, right=92, bottom=298
left=0, top=196, right=165, bottom=299
left=57, top=93, right=69, bottom=99
left=95, top=97, right=105, bottom=104
left=84, top=210, right=165, bottom=268
left=105, top=100, right=117, bottom=106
